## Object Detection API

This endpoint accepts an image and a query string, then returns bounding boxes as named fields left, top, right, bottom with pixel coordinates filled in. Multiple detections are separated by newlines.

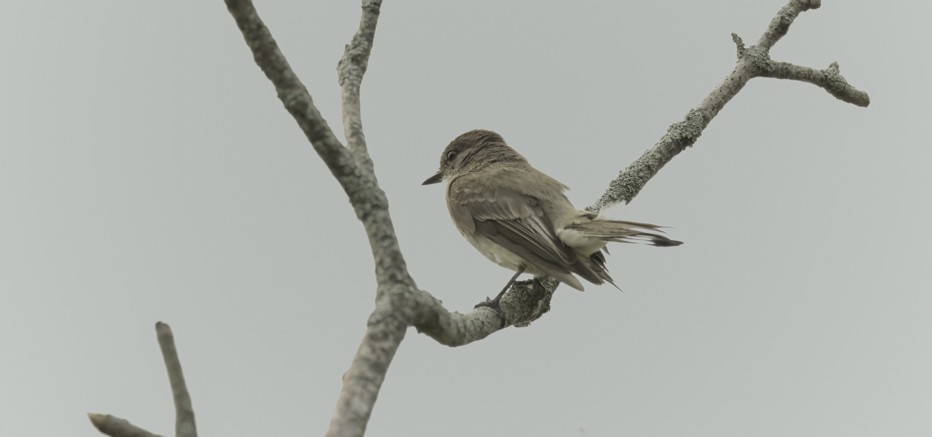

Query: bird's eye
left=445, top=150, right=457, bottom=162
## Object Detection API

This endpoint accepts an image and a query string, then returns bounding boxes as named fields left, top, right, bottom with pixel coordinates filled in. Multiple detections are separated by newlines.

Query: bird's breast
left=455, top=225, right=526, bottom=272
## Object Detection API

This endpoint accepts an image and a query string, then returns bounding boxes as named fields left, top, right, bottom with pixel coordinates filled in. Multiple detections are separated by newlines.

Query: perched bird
left=423, top=130, right=681, bottom=301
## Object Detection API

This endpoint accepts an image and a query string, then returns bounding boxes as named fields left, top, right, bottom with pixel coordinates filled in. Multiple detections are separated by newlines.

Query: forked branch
left=92, top=1, right=870, bottom=437
left=89, top=323, right=195, bottom=437
left=591, top=0, right=868, bottom=211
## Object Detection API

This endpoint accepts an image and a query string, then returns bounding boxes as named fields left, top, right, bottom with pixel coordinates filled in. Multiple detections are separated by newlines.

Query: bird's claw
left=474, top=297, right=508, bottom=329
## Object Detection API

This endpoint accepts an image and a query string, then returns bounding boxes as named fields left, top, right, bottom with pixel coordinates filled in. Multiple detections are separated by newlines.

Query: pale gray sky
left=2, top=1, right=930, bottom=436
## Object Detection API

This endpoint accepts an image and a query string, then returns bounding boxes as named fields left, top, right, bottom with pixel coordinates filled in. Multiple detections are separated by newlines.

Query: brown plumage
left=423, top=129, right=681, bottom=293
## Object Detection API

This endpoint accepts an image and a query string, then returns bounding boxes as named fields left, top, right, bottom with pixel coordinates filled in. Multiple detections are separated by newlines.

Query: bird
left=423, top=129, right=681, bottom=302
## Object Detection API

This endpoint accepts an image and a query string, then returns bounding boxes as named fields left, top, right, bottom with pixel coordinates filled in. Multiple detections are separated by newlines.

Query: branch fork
left=92, top=1, right=869, bottom=436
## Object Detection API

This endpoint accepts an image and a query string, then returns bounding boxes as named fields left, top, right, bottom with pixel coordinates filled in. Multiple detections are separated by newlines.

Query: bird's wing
left=448, top=176, right=578, bottom=270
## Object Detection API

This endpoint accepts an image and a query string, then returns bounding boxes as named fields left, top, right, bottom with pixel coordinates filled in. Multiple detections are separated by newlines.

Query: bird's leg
left=474, top=267, right=525, bottom=322
left=493, top=267, right=525, bottom=302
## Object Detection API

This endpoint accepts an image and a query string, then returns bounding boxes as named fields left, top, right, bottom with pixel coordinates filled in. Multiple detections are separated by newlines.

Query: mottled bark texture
left=91, top=1, right=869, bottom=436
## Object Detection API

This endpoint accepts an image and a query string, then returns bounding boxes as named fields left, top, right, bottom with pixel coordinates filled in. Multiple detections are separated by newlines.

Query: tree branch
left=339, top=0, right=381, bottom=162
left=88, top=414, right=163, bottom=437
left=590, top=0, right=868, bottom=211
left=762, top=61, right=870, bottom=106
left=509, top=0, right=869, bottom=327
left=221, top=1, right=419, bottom=435
left=410, top=280, right=554, bottom=344
left=225, top=0, right=411, bottom=289
left=216, top=1, right=871, bottom=437
left=757, top=0, right=821, bottom=51
left=88, top=323, right=196, bottom=437
left=326, top=301, right=407, bottom=437
left=157, top=322, right=197, bottom=437
left=223, top=0, right=356, bottom=197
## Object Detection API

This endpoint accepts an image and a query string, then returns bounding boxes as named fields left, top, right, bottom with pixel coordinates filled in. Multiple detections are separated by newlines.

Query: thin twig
left=339, top=0, right=382, bottom=162
left=88, top=414, right=164, bottom=437
left=87, top=322, right=196, bottom=437
left=762, top=61, right=870, bottom=106
left=757, top=0, right=821, bottom=51
left=157, top=322, right=197, bottom=437
left=590, top=0, right=867, bottom=211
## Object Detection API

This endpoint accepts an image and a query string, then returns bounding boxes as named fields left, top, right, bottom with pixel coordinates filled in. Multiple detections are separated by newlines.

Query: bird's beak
left=422, top=171, right=443, bottom=185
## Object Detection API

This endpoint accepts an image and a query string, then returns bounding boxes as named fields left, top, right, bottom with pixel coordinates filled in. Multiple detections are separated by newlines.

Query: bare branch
left=223, top=2, right=415, bottom=434
left=326, top=306, right=407, bottom=437
left=411, top=280, right=555, bottom=345
left=732, top=33, right=747, bottom=58
left=329, top=278, right=556, bottom=430
left=223, top=0, right=355, bottom=191
left=156, top=322, right=197, bottom=437
left=590, top=0, right=867, bottom=211
left=757, top=0, right=821, bottom=51
left=88, top=323, right=195, bottom=437
left=762, top=61, right=870, bottom=106
left=88, top=414, right=163, bottom=437
left=498, top=0, right=870, bottom=328
left=224, top=0, right=411, bottom=288
left=339, top=0, right=382, bottom=162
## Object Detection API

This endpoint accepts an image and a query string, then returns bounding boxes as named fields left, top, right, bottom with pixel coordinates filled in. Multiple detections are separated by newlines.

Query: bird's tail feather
left=566, top=220, right=683, bottom=247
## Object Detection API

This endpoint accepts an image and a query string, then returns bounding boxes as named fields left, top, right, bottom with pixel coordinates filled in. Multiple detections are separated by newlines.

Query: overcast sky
left=2, top=1, right=930, bottom=436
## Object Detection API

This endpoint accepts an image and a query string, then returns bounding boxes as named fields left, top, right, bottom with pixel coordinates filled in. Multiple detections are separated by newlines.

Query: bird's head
left=422, top=129, right=524, bottom=185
